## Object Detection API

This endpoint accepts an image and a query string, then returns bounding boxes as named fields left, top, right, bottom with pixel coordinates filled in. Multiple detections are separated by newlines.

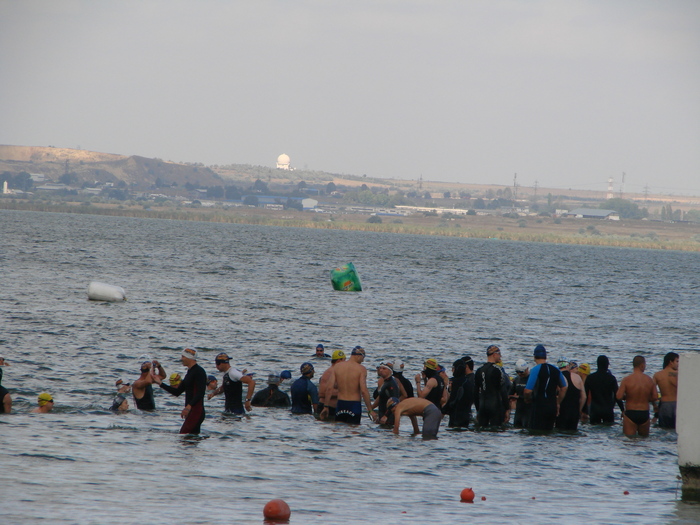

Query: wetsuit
left=510, top=373, right=531, bottom=428
left=657, top=401, right=676, bottom=429
left=133, top=383, right=156, bottom=411
left=251, top=385, right=291, bottom=408
left=555, top=370, right=581, bottom=431
left=526, top=363, right=567, bottom=431
left=221, top=368, right=245, bottom=414
left=424, top=371, right=445, bottom=408
left=394, top=371, right=414, bottom=398
left=335, top=400, right=363, bottom=424
left=443, top=370, right=474, bottom=428
left=377, top=377, right=402, bottom=426
left=422, top=403, right=442, bottom=439
left=474, top=362, right=509, bottom=427
left=585, top=369, right=621, bottom=424
left=290, top=375, right=318, bottom=414
left=0, top=385, right=9, bottom=413
left=160, top=364, right=207, bottom=434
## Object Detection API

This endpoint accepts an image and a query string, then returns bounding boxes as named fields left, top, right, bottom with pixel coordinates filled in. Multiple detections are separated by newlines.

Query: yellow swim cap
left=38, top=392, right=53, bottom=406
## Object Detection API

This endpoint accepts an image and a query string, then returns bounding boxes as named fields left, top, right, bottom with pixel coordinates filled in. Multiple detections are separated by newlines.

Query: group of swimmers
left=0, top=343, right=679, bottom=440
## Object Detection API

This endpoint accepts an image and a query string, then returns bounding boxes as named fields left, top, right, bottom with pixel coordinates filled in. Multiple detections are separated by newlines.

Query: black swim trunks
left=624, top=409, right=649, bottom=426
left=335, top=400, right=362, bottom=424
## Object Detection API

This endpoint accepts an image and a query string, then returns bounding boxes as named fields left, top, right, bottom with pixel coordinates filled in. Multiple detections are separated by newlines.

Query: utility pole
left=643, top=184, right=650, bottom=203
left=619, top=172, right=626, bottom=199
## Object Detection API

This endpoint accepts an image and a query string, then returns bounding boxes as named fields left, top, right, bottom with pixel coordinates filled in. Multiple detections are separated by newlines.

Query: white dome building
left=276, top=153, right=291, bottom=170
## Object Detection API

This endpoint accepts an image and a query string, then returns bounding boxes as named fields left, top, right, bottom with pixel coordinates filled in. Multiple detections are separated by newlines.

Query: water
left=1, top=209, right=699, bottom=524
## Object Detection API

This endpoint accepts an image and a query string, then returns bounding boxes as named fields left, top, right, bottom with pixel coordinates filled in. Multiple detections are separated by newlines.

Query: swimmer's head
left=181, top=348, right=197, bottom=361
left=351, top=346, right=365, bottom=357
left=331, top=350, right=346, bottom=362
left=215, top=353, right=230, bottom=366
left=515, top=359, right=529, bottom=373
left=424, top=358, right=438, bottom=371
left=578, top=363, right=591, bottom=375
left=207, top=375, right=217, bottom=385
left=557, top=360, right=569, bottom=370
left=38, top=392, right=53, bottom=406
left=267, top=373, right=281, bottom=385
left=596, top=355, right=609, bottom=370
left=300, top=362, right=314, bottom=376
left=140, top=361, right=152, bottom=373
left=534, top=345, right=547, bottom=359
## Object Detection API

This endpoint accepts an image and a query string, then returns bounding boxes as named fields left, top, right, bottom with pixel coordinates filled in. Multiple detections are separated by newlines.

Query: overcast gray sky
left=1, top=1, right=698, bottom=195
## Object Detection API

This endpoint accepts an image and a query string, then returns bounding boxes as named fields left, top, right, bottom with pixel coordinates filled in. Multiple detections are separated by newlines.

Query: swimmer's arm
left=418, top=377, right=436, bottom=399
left=207, top=384, right=224, bottom=400
left=3, top=394, right=11, bottom=413
left=615, top=379, right=626, bottom=401
left=409, top=415, right=420, bottom=435
left=242, top=375, right=256, bottom=408
left=523, top=388, right=532, bottom=403
left=152, top=360, right=166, bottom=379
left=393, top=406, right=404, bottom=434
left=398, top=381, right=408, bottom=401
left=556, top=385, right=567, bottom=407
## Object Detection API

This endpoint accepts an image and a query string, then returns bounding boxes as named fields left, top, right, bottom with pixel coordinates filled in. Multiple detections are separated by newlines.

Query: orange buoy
left=263, top=499, right=291, bottom=521
left=624, top=491, right=630, bottom=495
left=481, top=496, right=487, bottom=501
left=460, top=488, right=475, bottom=502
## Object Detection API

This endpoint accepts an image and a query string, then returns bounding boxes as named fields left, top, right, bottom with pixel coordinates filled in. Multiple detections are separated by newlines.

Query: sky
left=1, top=1, right=699, bottom=195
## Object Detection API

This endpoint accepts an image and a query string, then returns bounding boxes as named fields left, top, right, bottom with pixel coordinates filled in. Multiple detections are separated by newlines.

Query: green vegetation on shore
left=2, top=199, right=699, bottom=252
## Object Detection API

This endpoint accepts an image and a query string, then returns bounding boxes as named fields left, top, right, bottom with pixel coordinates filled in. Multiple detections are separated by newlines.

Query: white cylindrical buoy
left=678, top=352, right=700, bottom=501
left=87, top=281, right=126, bottom=302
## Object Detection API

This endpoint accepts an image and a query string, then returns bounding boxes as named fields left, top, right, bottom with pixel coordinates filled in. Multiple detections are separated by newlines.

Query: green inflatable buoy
left=330, top=262, right=362, bottom=291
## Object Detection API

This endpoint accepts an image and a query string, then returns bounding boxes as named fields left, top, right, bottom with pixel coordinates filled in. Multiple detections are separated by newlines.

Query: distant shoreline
left=2, top=200, right=699, bottom=252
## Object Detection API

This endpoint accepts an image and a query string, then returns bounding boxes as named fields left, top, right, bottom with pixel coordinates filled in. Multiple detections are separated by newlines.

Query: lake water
left=1, top=209, right=699, bottom=524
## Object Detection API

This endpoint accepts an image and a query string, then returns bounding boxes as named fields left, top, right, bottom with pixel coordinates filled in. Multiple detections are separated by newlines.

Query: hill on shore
left=0, top=145, right=222, bottom=189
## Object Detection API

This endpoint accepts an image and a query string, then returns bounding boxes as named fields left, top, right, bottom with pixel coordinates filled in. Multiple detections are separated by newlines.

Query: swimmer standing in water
left=153, top=348, right=207, bottom=435
left=616, top=355, right=658, bottom=437
left=320, top=346, right=377, bottom=424
left=132, top=359, right=166, bottom=410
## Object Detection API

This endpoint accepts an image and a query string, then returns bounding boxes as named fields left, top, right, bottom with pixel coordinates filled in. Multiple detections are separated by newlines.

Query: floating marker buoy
left=87, top=281, right=126, bottom=302
left=624, top=491, right=630, bottom=495
left=460, top=488, right=475, bottom=502
left=330, top=262, right=362, bottom=291
left=481, top=496, right=487, bottom=501
left=263, top=499, right=291, bottom=521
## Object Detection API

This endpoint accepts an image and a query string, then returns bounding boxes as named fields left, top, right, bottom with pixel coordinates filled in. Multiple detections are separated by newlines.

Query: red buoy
left=624, top=491, right=630, bottom=495
left=460, top=488, right=475, bottom=502
left=481, top=496, right=487, bottom=501
left=263, top=499, right=291, bottom=521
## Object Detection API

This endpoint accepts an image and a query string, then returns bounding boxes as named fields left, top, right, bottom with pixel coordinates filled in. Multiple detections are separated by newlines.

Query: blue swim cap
left=534, top=344, right=547, bottom=358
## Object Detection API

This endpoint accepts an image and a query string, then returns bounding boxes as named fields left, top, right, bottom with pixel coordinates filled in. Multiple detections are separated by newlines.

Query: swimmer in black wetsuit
left=415, top=358, right=445, bottom=410
left=474, top=346, right=510, bottom=428
left=132, top=359, right=166, bottom=410
left=155, top=348, right=208, bottom=435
